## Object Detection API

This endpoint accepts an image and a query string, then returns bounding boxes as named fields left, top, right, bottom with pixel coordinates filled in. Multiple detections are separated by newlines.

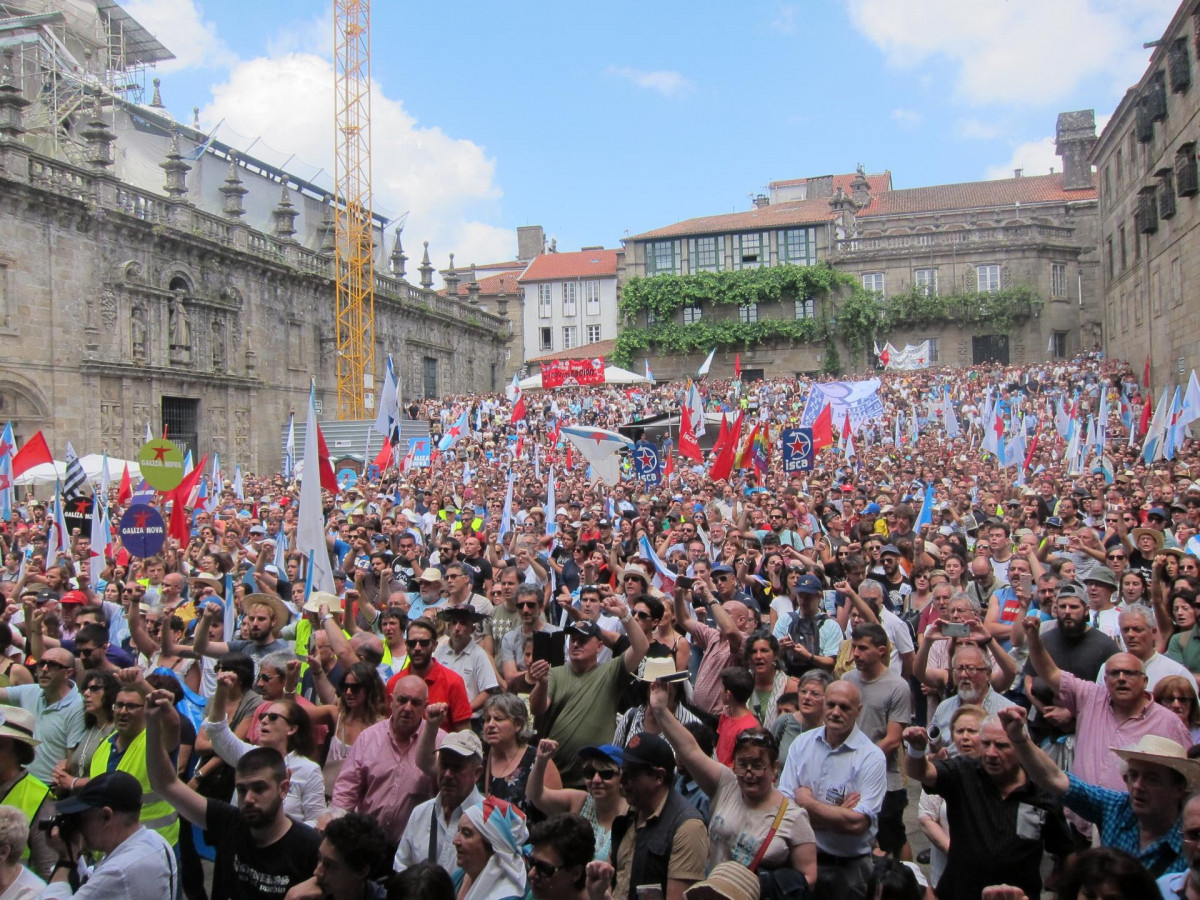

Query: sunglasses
left=407, top=637, right=434, bottom=648
left=258, top=711, right=291, bottom=724
left=632, top=610, right=654, bottom=621
left=342, top=681, right=365, bottom=693
left=517, top=601, right=539, bottom=609
left=524, top=853, right=568, bottom=879
left=581, top=766, right=618, bottom=781
left=35, top=660, right=68, bottom=671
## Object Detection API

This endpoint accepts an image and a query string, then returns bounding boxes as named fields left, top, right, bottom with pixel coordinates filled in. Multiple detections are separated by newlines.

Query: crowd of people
left=0, top=351, right=1199, bottom=900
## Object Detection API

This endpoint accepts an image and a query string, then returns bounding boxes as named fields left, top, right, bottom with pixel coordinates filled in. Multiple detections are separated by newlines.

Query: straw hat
left=0, top=705, right=39, bottom=747
left=1131, top=527, right=1165, bottom=553
left=1113, top=735, right=1200, bottom=790
left=242, top=593, right=290, bottom=632
left=637, top=656, right=690, bottom=684
left=302, top=591, right=342, bottom=617
left=683, top=862, right=760, bottom=900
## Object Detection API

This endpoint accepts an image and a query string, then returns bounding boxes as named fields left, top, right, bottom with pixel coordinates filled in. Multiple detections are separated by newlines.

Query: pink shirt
left=1057, top=671, right=1192, bottom=793
left=692, top=622, right=735, bottom=716
left=330, top=718, right=441, bottom=844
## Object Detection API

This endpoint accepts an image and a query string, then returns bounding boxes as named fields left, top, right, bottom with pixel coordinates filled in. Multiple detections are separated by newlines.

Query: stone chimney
left=517, top=225, right=544, bottom=261
left=850, top=165, right=871, bottom=207
left=1055, top=110, right=1097, bottom=191
left=752, top=194, right=769, bottom=209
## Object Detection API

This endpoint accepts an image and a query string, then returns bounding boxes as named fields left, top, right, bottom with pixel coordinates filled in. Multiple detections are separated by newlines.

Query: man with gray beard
left=928, top=644, right=1017, bottom=741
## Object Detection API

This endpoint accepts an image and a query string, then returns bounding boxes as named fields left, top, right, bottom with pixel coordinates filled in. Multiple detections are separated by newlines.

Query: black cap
left=56, top=771, right=143, bottom=815
left=567, top=620, right=602, bottom=640
left=622, top=732, right=676, bottom=771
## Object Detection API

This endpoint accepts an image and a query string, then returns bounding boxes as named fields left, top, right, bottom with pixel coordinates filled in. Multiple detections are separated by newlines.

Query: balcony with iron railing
left=831, top=222, right=1078, bottom=257
left=14, top=148, right=506, bottom=332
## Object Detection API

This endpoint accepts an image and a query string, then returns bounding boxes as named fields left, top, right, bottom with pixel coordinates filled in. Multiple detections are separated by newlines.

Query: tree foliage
left=611, top=318, right=826, bottom=368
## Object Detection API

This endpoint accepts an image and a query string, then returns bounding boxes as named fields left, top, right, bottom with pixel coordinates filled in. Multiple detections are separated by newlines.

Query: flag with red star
left=0, top=422, right=12, bottom=521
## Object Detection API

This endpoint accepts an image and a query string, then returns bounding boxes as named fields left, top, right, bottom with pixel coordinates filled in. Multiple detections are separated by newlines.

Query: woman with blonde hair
left=0, top=805, right=44, bottom=898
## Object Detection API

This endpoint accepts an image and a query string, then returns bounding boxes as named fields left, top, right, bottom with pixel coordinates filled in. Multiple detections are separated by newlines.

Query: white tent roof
left=519, top=364, right=653, bottom=391
left=14, top=454, right=142, bottom=487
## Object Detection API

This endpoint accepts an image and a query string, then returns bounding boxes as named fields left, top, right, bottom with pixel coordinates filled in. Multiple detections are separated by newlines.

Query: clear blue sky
left=133, top=0, right=1174, bottom=267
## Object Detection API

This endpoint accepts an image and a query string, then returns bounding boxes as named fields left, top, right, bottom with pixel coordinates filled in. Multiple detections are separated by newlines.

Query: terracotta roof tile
left=769, top=171, right=893, bottom=194
left=859, top=173, right=1096, bottom=216
left=453, top=271, right=523, bottom=296
left=629, top=198, right=839, bottom=241
left=517, top=249, right=619, bottom=282
left=528, top=338, right=616, bottom=363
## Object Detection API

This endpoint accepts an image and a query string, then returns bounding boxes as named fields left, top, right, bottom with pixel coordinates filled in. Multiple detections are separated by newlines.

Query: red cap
left=59, top=590, right=88, bottom=605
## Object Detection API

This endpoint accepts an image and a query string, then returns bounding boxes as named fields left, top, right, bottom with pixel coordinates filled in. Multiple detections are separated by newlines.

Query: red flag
left=811, top=403, right=833, bottom=452
left=11, top=430, right=52, bottom=478
left=734, top=354, right=742, bottom=380
left=709, top=412, right=744, bottom=481
left=314, top=425, right=338, bottom=494
left=1144, top=355, right=1151, bottom=389
left=117, top=463, right=132, bottom=504
left=565, top=444, right=573, bottom=470
left=167, top=454, right=208, bottom=544
left=1139, top=394, right=1153, bottom=437
left=515, top=435, right=524, bottom=459
left=663, top=450, right=674, bottom=481
left=372, top=440, right=393, bottom=472
left=842, top=412, right=853, bottom=442
left=679, top=405, right=702, bottom=462
left=734, top=422, right=759, bottom=470
left=711, top=413, right=731, bottom=456
left=510, top=392, right=527, bottom=424
left=1024, top=432, right=1039, bottom=470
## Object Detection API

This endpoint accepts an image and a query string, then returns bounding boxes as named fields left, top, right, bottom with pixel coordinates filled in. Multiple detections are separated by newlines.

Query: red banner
left=541, top=357, right=605, bottom=388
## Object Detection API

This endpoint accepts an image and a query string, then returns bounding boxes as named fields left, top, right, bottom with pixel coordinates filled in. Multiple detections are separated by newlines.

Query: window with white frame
left=737, top=233, right=764, bottom=269
left=539, top=327, right=552, bottom=350
left=683, top=304, right=703, bottom=324
left=585, top=280, right=600, bottom=314
left=862, top=273, right=885, bottom=296
left=779, top=228, right=817, bottom=265
left=649, top=241, right=675, bottom=275
left=691, top=236, right=720, bottom=272
left=562, top=281, right=577, bottom=316
left=538, top=284, right=552, bottom=318
left=739, top=303, right=758, bottom=324
left=563, top=326, right=577, bottom=350
left=914, top=268, right=938, bottom=296
left=976, top=264, right=1001, bottom=292
left=586, top=324, right=601, bottom=344
left=795, top=297, right=814, bottom=319
left=1051, top=263, right=1067, bottom=297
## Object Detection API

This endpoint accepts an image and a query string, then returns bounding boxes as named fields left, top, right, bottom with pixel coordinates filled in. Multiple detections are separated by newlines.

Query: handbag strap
left=748, top=798, right=788, bottom=873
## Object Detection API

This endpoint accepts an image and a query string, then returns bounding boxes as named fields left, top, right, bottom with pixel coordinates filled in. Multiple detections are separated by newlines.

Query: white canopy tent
left=14, top=454, right=142, bottom=488
left=518, top=364, right=652, bottom=391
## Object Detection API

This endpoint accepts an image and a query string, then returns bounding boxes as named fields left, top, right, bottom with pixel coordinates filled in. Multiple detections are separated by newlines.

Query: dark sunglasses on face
left=408, top=637, right=434, bottom=648
left=35, top=660, right=68, bottom=671
left=258, top=711, right=291, bottom=724
left=524, top=853, right=567, bottom=879
left=342, top=681, right=365, bottom=693
left=582, top=766, right=618, bottom=781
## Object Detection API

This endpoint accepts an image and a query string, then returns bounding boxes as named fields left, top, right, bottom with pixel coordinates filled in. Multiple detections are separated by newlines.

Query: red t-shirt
left=386, top=660, right=473, bottom=728
left=716, top=711, right=761, bottom=767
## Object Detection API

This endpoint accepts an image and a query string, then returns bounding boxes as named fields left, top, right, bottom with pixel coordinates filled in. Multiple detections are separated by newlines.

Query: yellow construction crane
left=333, top=0, right=375, bottom=419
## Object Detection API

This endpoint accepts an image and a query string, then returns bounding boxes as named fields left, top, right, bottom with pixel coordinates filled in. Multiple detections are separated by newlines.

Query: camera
left=37, top=814, right=71, bottom=833
left=926, top=725, right=947, bottom=750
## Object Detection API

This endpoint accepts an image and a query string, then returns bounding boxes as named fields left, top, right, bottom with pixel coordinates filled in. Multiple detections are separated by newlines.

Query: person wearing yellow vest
left=85, top=684, right=179, bottom=847
left=0, top=703, right=55, bottom=879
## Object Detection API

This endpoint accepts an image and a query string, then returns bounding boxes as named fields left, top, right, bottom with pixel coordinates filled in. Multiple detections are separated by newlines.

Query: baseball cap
left=59, top=590, right=87, bottom=606
left=438, top=730, right=483, bottom=759
left=864, top=503, right=881, bottom=515
left=248, top=525, right=266, bottom=536
left=579, top=744, right=624, bottom=768
left=567, top=620, right=602, bottom=640
left=56, top=771, right=143, bottom=815
left=1147, top=506, right=1171, bottom=521
left=711, top=564, right=735, bottom=576
left=1057, top=582, right=1087, bottom=601
left=795, top=574, right=823, bottom=594
left=622, top=732, right=676, bottom=771
left=879, top=544, right=900, bottom=557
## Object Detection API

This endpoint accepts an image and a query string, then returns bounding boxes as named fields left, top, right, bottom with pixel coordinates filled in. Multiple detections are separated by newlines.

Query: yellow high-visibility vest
left=90, top=730, right=179, bottom=846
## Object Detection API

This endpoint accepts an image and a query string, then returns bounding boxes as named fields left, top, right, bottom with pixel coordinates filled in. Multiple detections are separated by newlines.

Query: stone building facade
left=0, top=3, right=506, bottom=470
left=622, top=113, right=1101, bottom=380
left=1092, top=0, right=1200, bottom=392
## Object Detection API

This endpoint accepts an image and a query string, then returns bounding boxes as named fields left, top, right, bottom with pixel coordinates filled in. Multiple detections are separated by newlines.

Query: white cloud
left=122, top=0, right=236, bottom=72
left=984, top=113, right=1112, bottom=180
left=955, top=118, right=1004, bottom=140
left=199, top=53, right=512, bottom=269
left=771, top=3, right=799, bottom=34
left=846, top=0, right=1177, bottom=105
left=891, top=108, right=922, bottom=128
left=606, top=66, right=693, bottom=98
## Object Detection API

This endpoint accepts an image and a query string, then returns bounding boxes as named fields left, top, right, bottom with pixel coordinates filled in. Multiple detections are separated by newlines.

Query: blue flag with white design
left=632, top=440, right=662, bottom=487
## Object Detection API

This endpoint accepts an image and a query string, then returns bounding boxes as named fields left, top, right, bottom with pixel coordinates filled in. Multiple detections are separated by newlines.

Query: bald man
left=675, top=579, right=754, bottom=718
left=0, top=646, right=84, bottom=784
left=779, top=681, right=886, bottom=898
left=328, top=675, right=441, bottom=844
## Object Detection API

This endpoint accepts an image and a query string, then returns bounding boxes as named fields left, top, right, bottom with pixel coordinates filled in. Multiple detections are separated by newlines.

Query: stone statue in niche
left=212, top=318, right=226, bottom=372
left=169, top=292, right=192, bottom=364
left=130, top=305, right=147, bottom=362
